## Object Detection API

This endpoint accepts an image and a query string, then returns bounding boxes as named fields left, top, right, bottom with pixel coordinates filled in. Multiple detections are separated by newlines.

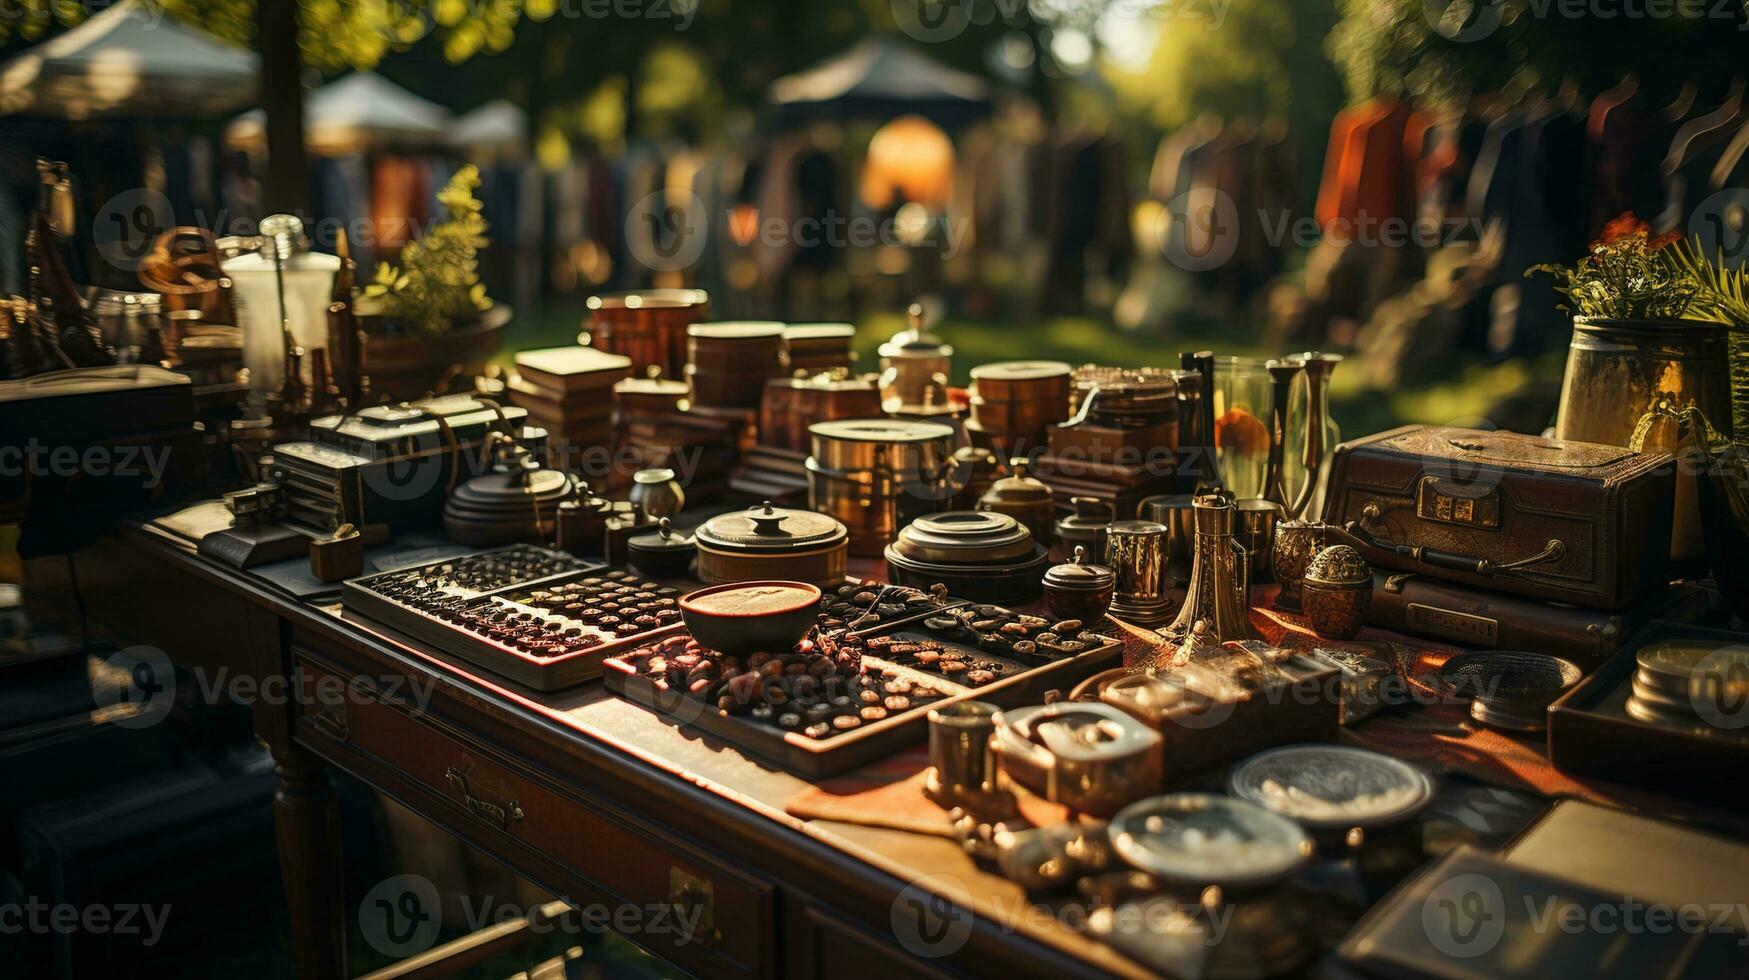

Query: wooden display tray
left=1548, top=620, right=1749, bottom=804
left=343, top=559, right=686, bottom=691
left=602, top=622, right=1124, bottom=778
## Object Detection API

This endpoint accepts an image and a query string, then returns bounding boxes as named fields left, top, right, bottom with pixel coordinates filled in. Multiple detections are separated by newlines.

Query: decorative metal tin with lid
left=694, top=501, right=849, bottom=587
left=977, top=457, right=1056, bottom=545
left=1043, top=546, right=1117, bottom=622
left=883, top=511, right=1050, bottom=603
left=1054, top=496, right=1114, bottom=561
left=1301, top=544, right=1372, bottom=639
left=626, top=517, right=697, bottom=578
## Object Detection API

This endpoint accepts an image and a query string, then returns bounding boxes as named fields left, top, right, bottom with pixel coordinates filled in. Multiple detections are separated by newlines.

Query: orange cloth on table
left=1314, top=98, right=1414, bottom=237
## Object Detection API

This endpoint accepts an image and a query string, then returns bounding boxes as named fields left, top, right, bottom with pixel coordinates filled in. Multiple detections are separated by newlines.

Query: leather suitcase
left=1323, top=426, right=1675, bottom=610
left=1366, top=572, right=1726, bottom=669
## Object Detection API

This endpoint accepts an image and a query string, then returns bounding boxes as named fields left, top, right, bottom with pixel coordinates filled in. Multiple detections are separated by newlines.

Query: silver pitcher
left=1164, top=493, right=1263, bottom=642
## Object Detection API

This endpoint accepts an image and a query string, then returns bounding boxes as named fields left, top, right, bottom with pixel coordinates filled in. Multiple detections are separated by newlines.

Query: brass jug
left=1164, top=493, right=1263, bottom=642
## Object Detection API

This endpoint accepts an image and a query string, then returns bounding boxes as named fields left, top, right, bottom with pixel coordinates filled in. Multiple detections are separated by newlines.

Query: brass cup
left=1141, top=494, right=1198, bottom=586
left=1235, top=498, right=1283, bottom=583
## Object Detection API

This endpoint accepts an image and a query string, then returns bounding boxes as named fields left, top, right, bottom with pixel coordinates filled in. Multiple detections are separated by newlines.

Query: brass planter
left=1556, top=316, right=1734, bottom=563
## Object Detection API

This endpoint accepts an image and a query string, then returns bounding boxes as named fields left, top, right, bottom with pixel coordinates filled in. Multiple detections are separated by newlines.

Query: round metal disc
left=1227, top=745, right=1434, bottom=830
left=1109, top=793, right=1313, bottom=889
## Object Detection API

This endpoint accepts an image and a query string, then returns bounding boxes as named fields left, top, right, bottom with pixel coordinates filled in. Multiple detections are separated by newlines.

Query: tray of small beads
left=600, top=615, right=1125, bottom=777
left=343, top=549, right=686, bottom=690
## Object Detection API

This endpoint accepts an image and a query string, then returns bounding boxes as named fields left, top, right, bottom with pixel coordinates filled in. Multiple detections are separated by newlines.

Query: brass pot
left=806, top=418, right=957, bottom=556
left=977, top=457, right=1056, bottom=544
left=1556, top=317, right=1734, bottom=563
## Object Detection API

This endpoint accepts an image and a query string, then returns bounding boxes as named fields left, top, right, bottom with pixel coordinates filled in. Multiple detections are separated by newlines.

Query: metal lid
left=1226, top=745, right=1434, bottom=830
left=809, top=418, right=955, bottom=444
left=1055, top=496, right=1113, bottom=538
left=1105, top=519, right=1167, bottom=539
left=981, top=457, right=1052, bottom=503
left=688, top=321, right=784, bottom=340
left=783, top=323, right=855, bottom=341
left=1303, top=544, right=1370, bottom=586
left=971, top=360, right=1071, bottom=382
left=894, top=511, right=1036, bottom=563
left=628, top=517, right=696, bottom=555
left=696, top=501, right=847, bottom=553
left=615, top=375, right=690, bottom=395
left=633, top=468, right=676, bottom=485
left=1108, top=793, right=1313, bottom=889
left=1043, top=546, right=1116, bottom=591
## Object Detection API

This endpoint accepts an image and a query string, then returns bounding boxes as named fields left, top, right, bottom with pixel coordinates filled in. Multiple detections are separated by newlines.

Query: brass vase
left=1556, top=317, right=1734, bottom=563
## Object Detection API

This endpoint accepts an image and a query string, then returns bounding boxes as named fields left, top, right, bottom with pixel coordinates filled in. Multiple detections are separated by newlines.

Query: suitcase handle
left=1347, top=504, right=1566, bottom=577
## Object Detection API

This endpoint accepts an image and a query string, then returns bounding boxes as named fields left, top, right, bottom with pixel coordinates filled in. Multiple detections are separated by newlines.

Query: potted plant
left=357, top=164, right=511, bottom=401
left=1528, top=214, right=1736, bottom=565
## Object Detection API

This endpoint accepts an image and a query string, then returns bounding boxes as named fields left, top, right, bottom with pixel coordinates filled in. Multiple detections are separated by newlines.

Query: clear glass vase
left=1210, top=356, right=1272, bottom=500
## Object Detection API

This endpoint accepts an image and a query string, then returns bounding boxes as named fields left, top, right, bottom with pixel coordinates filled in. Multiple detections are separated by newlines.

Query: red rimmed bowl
left=677, top=581, right=822, bottom=657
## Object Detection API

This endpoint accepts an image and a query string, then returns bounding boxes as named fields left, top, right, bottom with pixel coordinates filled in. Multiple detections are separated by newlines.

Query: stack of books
left=508, top=347, right=633, bottom=453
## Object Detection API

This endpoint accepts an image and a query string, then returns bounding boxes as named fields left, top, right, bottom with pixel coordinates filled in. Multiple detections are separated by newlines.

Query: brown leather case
left=1323, top=426, right=1675, bottom=610
left=1366, top=572, right=1725, bottom=670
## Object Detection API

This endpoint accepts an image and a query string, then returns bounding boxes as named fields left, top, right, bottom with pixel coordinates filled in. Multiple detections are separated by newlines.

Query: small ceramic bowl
left=678, top=581, right=822, bottom=656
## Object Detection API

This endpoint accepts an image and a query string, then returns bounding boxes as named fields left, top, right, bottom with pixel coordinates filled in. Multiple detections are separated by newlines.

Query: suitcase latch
left=1416, top=477, right=1500, bottom=528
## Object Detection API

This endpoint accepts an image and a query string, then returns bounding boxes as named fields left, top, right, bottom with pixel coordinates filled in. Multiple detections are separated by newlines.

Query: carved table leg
left=273, top=744, right=348, bottom=980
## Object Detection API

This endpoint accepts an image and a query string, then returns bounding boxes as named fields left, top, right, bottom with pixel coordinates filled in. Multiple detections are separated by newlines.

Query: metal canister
left=805, top=418, right=957, bottom=556
left=1104, top=520, right=1172, bottom=625
left=585, top=289, right=708, bottom=380
left=686, top=321, right=788, bottom=409
left=1555, top=316, right=1734, bottom=563
left=1301, top=544, right=1372, bottom=640
left=1271, top=519, right=1339, bottom=610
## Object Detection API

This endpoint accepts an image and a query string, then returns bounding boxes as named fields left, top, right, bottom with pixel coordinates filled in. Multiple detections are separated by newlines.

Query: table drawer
left=291, top=651, right=774, bottom=977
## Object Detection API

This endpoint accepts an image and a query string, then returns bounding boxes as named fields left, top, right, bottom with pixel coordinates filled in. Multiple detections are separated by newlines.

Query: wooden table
left=28, top=525, right=1162, bottom=979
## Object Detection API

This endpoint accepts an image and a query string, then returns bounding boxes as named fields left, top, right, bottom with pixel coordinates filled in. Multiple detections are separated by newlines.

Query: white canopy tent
left=0, top=0, right=259, bottom=120
left=448, top=100, right=526, bottom=153
left=229, top=71, right=451, bottom=154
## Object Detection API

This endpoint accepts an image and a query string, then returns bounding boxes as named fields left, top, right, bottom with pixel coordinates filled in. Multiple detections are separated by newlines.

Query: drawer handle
left=667, top=866, right=718, bottom=948
left=1352, top=505, right=1566, bottom=577
left=446, top=767, right=524, bottom=831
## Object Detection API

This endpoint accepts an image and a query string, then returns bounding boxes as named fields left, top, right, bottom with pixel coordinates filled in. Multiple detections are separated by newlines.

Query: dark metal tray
left=1548, top=620, right=1749, bottom=804
left=601, top=621, right=1124, bottom=778
left=342, top=549, right=686, bottom=691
